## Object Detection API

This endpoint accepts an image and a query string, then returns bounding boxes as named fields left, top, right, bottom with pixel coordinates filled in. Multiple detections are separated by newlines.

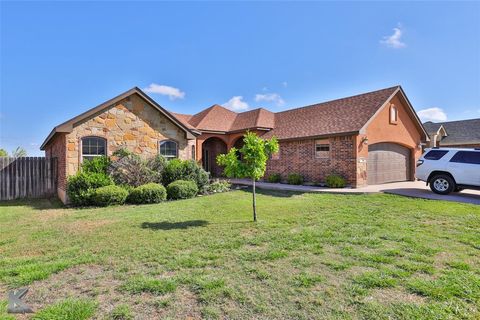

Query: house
left=41, top=85, right=428, bottom=203
left=423, top=118, right=480, bottom=148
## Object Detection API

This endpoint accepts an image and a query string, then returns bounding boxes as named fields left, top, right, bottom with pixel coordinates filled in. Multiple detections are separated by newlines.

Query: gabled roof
left=40, top=87, right=199, bottom=150
left=424, top=118, right=480, bottom=145
left=173, top=85, right=428, bottom=140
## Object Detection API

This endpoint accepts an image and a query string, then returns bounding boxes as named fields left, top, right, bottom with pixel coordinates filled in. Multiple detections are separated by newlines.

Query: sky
left=1, top=1, right=479, bottom=156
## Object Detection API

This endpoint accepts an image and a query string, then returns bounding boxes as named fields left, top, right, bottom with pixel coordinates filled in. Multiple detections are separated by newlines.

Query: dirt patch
left=13, top=264, right=201, bottom=319
left=61, top=219, right=115, bottom=235
left=365, top=287, right=426, bottom=304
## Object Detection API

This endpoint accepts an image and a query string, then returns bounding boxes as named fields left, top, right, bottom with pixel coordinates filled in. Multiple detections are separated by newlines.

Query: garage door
left=367, top=143, right=410, bottom=185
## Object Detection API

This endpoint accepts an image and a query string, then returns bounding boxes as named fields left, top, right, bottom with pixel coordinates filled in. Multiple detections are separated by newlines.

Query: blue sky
left=1, top=1, right=479, bottom=156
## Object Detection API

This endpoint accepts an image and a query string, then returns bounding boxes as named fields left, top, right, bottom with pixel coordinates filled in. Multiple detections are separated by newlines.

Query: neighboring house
left=423, top=118, right=480, bottom=148
left=41, top=85, right=428, bottom=203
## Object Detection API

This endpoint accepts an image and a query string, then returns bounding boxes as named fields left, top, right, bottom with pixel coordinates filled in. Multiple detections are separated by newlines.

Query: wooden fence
left=0, top=157, right=57, bottom=201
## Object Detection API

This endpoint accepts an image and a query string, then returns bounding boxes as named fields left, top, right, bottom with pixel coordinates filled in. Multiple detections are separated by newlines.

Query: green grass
left=0, top=190, right=479, bottom=319
left=32, top=298, right=97, bottom=320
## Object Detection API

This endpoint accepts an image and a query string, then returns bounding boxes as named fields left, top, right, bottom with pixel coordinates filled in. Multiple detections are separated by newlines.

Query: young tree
left=217, top=132, right=279, bottom=222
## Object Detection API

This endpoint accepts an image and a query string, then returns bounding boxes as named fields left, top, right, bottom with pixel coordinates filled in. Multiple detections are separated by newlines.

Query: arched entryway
left=202, top=137, right=227, bottom=177
left=232, top=137, right=244, bottom=160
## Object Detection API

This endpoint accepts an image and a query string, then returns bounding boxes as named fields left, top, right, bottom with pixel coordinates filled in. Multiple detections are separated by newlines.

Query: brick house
left=41, top=85, right=428, bottom=203
left=423, top=118, right=480, bottom=148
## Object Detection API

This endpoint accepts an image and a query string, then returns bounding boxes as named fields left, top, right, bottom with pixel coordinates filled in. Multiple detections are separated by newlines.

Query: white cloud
left=417, top=107, right=448, bottom=122
left=143, top=83, right=185, bottom=100
left=254, top=93, right=285, bottom=107
left=381, top=25, right=406, bottom=49
left=282, top=81, right=288, bottom=88
left=223, top=96, right=249, bottom=111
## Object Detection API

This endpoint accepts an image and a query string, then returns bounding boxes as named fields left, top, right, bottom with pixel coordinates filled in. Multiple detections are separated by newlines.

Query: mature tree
left=0, top=148, right=8, bottom=157
left=217, top=132, right=279, bottom=222
left=12, top=147, right=27, bottom=158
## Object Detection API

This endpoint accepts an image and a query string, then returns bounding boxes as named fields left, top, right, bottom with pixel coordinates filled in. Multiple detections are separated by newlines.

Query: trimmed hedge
left=167, top=180, right=198, bottom=200
left=67, top=172, right=113, bottom=206
left=128, top=183, right=167, bottom=204
left=93, top=185, right=128, bottom=206
left=266, top=173, right=281, bottom=183
left=325, top=174, right=346, bottom=188
left=287, top=173, right=303, bottom=185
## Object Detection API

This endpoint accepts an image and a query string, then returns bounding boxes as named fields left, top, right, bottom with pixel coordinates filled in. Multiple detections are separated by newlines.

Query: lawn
left=0, top=189, right=479, bottom=319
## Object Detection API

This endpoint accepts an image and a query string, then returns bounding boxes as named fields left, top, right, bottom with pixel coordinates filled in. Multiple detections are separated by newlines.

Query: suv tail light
left=416, top=160, right=424, bottom=167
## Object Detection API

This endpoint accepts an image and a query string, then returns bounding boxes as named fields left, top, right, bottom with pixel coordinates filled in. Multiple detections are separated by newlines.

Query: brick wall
left=45, top=132, right=67, bottom=201
left=265, top=135, right=357, bottom=185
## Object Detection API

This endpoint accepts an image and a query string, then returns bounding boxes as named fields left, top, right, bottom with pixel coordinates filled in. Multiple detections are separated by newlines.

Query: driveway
left=230, top=179, right=480, bottom=205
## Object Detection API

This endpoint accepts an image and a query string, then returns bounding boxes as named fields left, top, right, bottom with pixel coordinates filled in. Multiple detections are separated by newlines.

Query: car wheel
left=430, top=174, right=455, bottom=195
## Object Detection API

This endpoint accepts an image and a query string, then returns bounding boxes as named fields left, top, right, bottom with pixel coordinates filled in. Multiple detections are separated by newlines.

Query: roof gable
left=424, top=118, right=480, bottom=145
left=41, top=87, right=198, bottom=150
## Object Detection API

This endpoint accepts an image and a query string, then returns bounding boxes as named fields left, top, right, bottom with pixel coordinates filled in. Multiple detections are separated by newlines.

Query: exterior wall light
left=362, top=137, right=369, bottom=145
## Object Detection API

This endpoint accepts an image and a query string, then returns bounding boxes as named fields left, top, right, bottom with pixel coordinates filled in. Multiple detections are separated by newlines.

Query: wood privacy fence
left=0, top=157, right=57, bottom=201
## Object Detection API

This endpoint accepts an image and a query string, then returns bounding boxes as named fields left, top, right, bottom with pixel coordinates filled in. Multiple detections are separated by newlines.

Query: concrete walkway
left=230, top=179, right=480, bottom=205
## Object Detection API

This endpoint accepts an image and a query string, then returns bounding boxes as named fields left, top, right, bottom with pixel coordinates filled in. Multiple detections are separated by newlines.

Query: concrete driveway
left=378, top=181, right=480, bottom=205
left=230, top=179, right=480, bottom=205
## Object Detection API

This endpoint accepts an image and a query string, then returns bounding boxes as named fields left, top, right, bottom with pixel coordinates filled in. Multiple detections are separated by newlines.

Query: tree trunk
left=252, top=178, right=257, bottom=222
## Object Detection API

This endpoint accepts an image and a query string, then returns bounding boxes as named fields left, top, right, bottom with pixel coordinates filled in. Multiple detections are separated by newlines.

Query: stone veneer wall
left=65, top=93, right=194, bottom=178
left=265, top=136, right=357, bottom=185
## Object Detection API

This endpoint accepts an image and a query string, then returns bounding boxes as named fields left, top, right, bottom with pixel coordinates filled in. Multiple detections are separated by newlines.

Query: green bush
left=93, top=185, right=128, bottom=206
left=81, top=156, right=110, bottom=174
left=204, top=180, right=231, bottom=194
left=128, top=183, right=167, bottom=204
left=162, top=159, right=209, bottom=189
left=287, top=173, right=303, bottom=185
left=167, top=180, right=198, bottom=200
left=266, top=173, right=282, bottom=183
left=325, top=174, right=346, bottom=188
left=67, top=172, right=113, bottom=206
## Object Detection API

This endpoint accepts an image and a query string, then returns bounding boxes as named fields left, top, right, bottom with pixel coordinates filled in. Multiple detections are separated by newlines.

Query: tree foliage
left=0, top=149, right=7, bottom=157
left=217, top=132, right=278, bottom=180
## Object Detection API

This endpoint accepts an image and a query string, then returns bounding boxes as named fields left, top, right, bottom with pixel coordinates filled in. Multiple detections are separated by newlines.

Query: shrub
left=108, top=155, right=159, bottom=187
left=147, top=155, right=168, bottom=182
left=162, top=159, right=185, bottom=186
left=128, top=183, right=167, bottom=204
left=93, top=185, right=128, bottom=206
left=287, top=173, right=303, bottom=185
left=325, top=174, right=346, bottom=188
left=204, top=180, right=231, bottom=194
left=266, top=173, right=281, bottom=183
left=162, top=159, right=209, bottom=189
left=167, top=180, right=198, bottom=200
left=81, top=156, right=110, bottom=174
left=67, top=172, right=113, bottom=206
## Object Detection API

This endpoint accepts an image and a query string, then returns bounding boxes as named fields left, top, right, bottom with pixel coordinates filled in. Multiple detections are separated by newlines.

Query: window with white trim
left=159, top=140, right=178, bottom=160
left=81, top=137, right=107, bottom=162
left=315, top=139, right=330, bottom=158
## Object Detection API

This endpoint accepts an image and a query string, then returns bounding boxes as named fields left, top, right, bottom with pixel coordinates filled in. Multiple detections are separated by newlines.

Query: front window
left=159, top=140, right=178, bottom=160
left=81, top=137, right=106, bottom=162
left=315, top=139, right=330, bottom=158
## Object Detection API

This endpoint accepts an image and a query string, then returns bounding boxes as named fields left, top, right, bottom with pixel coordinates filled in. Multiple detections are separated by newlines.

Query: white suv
left=416, top=148, right=480, bottom=195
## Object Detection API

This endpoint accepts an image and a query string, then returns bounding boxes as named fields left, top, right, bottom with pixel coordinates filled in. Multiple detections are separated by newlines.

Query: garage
left=367, top=143, right=411, bottom=185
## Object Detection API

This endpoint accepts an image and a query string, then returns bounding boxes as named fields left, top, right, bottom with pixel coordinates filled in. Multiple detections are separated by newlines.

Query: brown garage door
left=367, top=143, right=410, bottom=185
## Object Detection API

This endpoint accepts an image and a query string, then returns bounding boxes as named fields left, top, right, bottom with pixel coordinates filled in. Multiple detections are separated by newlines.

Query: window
left=390, top=104, right=398, bottom=124
left=191, top=145, right=196, bottom=160
left=450, top=151, right=480, bottom=165
left=424, top=150, right=449, bottom=160
left=159, top=140, right=178, bottom=159
left=315, top=139, right=330, bottom=158
left=81, top=137, right=106, bottom=162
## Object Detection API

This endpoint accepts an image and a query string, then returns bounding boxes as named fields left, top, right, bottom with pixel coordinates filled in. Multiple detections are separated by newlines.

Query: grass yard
left=0, top=189, right=479, bottom=319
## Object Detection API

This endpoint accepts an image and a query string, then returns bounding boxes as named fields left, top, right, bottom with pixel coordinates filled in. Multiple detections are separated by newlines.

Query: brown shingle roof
left=262, top=86, right=399, bottom=139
